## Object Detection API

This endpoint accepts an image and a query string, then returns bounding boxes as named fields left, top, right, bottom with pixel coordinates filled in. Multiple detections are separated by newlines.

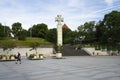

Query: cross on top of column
left=55, top=15, right=64, bottom=25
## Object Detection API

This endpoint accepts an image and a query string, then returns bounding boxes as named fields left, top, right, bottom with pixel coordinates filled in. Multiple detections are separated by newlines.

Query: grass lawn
left=0, top=37, right=53, bottom=47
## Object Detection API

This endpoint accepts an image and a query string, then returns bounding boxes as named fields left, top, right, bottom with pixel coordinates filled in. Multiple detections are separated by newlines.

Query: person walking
left=15, top=52, right=21, bottom=64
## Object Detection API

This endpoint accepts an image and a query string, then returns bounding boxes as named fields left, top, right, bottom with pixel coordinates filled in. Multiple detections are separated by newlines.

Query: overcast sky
left=0, top=0, right=120, bottom=30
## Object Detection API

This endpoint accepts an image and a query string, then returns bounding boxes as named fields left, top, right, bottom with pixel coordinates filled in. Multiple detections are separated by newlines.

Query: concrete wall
left=0, top=48, right=54, bottom=56
left=82, top=48, right=109, bottom=56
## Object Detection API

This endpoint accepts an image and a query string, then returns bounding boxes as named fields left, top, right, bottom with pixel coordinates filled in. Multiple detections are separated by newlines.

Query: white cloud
left=68, top=0, right=81, bottom=7
left=105, top=0, right=114, bottom=6
left=0, top=0, right=120, bottom=30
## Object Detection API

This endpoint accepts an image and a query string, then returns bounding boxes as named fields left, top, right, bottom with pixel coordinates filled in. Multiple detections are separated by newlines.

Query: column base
left=56, top=53, right=63, bottom=59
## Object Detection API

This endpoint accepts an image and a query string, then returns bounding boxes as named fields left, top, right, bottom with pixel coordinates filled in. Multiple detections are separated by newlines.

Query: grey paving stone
left=0, top=56, right=120, bottom=80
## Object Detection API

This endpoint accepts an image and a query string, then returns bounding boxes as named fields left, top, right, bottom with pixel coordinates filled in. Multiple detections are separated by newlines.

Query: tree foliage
left=103, top=11, right=120, bottom=43
left=77, top=21, right=95, bottom=43
left=0, top=23, right=5, bottom=38
left=11, top=22, right=27, bottom=40
left=76, top=11, right=120, bottom=45
left=0, top=23, right=11, bottom=39
left=63, top=28, right=73, bottom=44
left=95, top=21, right=107, bottom=43
left=31, top=23, right=48, bottom=38
left=30, top=42, right=40, bottom=54
left=12, top=22, right=22, bottom=37
left=46, top=28, right=57, bottom=44
left=18, top=29, right=27, bottom=40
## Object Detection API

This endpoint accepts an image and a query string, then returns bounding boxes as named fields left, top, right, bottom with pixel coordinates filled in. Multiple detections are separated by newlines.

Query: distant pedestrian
left=93, top=52, right=94, bottom=56
left=15, top=52, right=21, bottom=64
left=26, top=52, right=28, bottom=57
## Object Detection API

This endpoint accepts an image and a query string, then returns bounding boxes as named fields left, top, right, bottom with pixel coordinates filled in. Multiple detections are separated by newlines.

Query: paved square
left=0, top=56, right=120, bottom=80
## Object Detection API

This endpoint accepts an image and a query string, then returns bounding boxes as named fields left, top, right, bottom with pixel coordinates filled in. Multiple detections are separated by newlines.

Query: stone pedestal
left=56, top=53, right=62, bottom=58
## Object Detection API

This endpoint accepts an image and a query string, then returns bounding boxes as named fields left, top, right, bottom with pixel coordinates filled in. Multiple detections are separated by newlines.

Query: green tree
left=18, top=29, right=27, bottom=40
left=12, top=22, right=22, bottom=37
left=28, top=27, right=32, bottom=37
left=0, top=23, right=11, bottom=39
left=0, top=23, right=5, bottom=39
left=46, top=28, right=57, bottom=44
left=32, top=23, right=48, bottom=38
left=95, top=21, right=107, bottom=43
left=84, top=21, right=95, bottom=41
left=77, top=21, right=95, bottom=43
left=103, top=11, right=120, bottom=43
left=30, top=42, right=40, bottom=54
left=63, top=28, right=72, bottom=44
left=77, top=25, right=86, bottom=39
left=71, top=31, right=79, bottom=45
left=4, top=26, right=11, bottom=37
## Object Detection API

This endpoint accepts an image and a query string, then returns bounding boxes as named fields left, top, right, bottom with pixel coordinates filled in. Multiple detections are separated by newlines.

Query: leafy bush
left=9, top=54, right=15, bottom=59
left=39, top=54, right=43, bottom=57
left=29, top=54, right=37, bottom=58
left=1, top=54, right=7, bottom=59
left=0, top=55, right=2, bottom=59
left=1, top=54, right=7, bottom=57
left=28, top=53, right=44, bottom=59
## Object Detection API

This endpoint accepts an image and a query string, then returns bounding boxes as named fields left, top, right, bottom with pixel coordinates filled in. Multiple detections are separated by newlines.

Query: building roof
left=62, top=24, right=71, bottom=30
